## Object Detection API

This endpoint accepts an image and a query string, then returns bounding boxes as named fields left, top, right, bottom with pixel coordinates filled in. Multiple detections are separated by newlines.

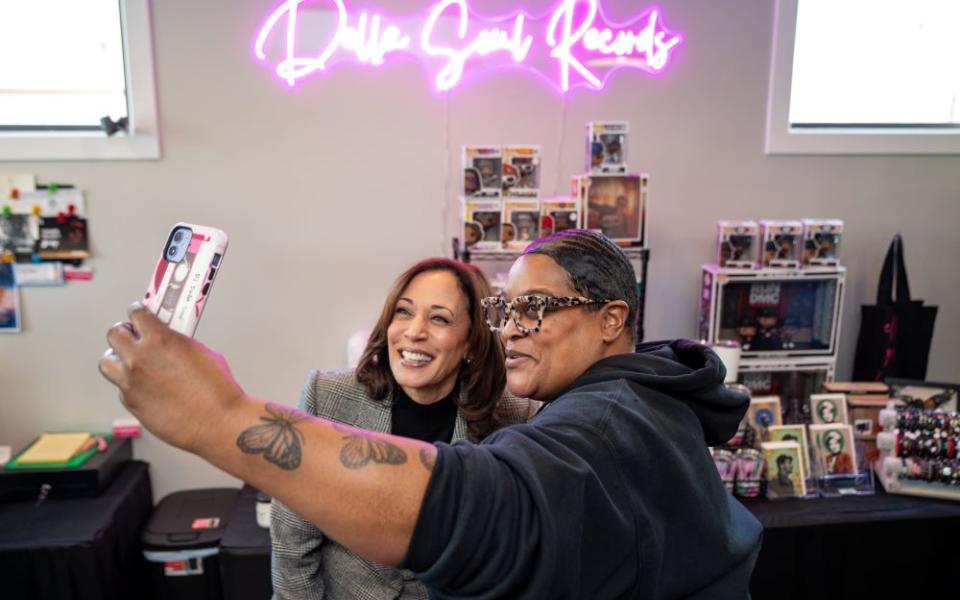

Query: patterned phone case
left=142, top=223, right=228, bottom=337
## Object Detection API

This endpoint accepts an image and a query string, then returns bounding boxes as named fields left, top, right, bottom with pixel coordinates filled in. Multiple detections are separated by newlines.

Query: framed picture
left=768, top=424, right=810, bottom=479
left=809, top=393, right=848, bottom=425
left=810, top=424, right=857, bottom=476
left=747, top=395, right=783, bottom=431
left=762, top=441, right=806, bottom=498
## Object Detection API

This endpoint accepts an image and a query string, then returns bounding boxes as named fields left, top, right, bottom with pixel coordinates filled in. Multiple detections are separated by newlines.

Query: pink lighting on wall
left=254, top=0, right=682, bottom=92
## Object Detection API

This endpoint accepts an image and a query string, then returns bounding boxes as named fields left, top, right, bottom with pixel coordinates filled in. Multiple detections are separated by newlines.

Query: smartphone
left=142, top=223, right=228, bottom=337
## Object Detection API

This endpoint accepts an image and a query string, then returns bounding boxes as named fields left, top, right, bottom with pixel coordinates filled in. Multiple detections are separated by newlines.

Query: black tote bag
left=852, top=235, right=938, bottom=381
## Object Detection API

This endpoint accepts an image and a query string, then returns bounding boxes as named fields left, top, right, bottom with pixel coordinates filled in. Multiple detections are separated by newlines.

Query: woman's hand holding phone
left=99, top=302, right=246, bottom=454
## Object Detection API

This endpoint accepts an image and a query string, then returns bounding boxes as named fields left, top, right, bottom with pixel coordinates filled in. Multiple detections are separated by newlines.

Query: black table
left=747, top=486, right=960, bottom=598
left=220, top=485, right=272, bottom=600
left=0, top=460, right=153, bottom=600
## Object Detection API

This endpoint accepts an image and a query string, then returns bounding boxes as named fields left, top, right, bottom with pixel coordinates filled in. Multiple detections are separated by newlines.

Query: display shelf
left=698, top=263, right=846, bottom=360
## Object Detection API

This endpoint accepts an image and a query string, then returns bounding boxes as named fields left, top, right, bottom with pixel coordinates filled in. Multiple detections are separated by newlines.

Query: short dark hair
left=777, top=455, right=793, bottom=468
left=355, top=258, right=507, bottom=442
left=523, top=229, right=638, bottom=340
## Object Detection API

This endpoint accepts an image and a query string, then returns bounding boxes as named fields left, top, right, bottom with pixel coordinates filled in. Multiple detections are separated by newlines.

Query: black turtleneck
left=390, top=386, right=459, bottom=443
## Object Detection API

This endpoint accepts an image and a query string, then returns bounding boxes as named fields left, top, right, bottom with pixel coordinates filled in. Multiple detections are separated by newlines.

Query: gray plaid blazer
left=271, top=369, right=540, bottom=600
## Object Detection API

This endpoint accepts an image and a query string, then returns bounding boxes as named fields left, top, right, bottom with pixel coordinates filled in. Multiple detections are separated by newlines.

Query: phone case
left=142, top=223, right=228, bottom=337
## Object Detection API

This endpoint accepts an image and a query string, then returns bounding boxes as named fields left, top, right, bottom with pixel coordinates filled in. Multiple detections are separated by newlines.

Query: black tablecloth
left=746, top=486, right=960, bottom=598
left=220, top=485, right=272, bottom=600
left=0, top=460, right=153, bottom=600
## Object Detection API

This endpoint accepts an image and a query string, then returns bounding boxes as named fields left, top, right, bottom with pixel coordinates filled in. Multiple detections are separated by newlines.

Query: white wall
left=2, top=0, right=958, bottom=500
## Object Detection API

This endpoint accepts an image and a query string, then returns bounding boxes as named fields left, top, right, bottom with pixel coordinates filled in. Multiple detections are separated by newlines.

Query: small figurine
left=736, top=318, right=757, bottom=351
left=753, top=309, right=782, bottom=351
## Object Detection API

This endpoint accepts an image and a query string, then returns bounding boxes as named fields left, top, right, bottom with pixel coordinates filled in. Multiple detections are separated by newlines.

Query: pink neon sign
left=254, top=0, right=682, bottom=92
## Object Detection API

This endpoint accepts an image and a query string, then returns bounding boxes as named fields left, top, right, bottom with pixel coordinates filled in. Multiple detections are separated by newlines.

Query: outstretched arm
left=98, top=304, right=435, bottom=566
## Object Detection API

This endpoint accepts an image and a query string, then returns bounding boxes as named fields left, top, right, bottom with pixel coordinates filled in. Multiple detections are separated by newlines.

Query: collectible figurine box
left=462, top=199, right=502, bottom=252
left=698, top=264, right=845, bottom=359
left=502, top=146, right=541, bottom=198
left=502, top=199, right=541, bottom=252
left=801, top=219, right=843, bottom=266
left=462, top=146, right=502, bottom=198
left=759, top=220, right=803, bottom=268
left=574, top=174, right=646, bottom=247
left=540, top=197, right=580, bottom=236
left=716, top=220, right=758, bottom=268
left=585, top=121, right=628, bottom=174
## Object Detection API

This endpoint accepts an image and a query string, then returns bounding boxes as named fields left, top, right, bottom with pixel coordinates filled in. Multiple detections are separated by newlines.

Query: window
left=766, top=0, right=960, bottom=154
left=0, top=0, right=159, bottom=160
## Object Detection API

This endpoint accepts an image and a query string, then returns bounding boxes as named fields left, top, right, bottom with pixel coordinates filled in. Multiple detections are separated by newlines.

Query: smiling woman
left=270, top=257, right=538, bottom=600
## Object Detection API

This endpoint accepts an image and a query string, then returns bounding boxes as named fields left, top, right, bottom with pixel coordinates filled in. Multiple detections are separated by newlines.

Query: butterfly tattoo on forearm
left=237, top=403, right=306, bottom=470
left=332, top=423, right=407, bottom=469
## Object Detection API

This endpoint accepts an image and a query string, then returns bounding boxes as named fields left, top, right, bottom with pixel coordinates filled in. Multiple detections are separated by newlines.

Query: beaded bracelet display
left=893, top=407, right=960, bottom=486
left=900, top=457, right=960, bottom=486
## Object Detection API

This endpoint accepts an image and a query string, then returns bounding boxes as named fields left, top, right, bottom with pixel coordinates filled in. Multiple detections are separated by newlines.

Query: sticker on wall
left=253, top=0, right=683, bottom=92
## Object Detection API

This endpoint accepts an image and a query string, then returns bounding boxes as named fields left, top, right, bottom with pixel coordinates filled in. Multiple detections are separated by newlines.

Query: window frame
left=0, top=0, right=160, bottom=161
left=765, top=0, right=960, bottom=155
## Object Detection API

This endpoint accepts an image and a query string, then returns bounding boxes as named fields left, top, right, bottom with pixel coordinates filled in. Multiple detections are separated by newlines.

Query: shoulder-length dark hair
left=355, top=258, right=507, bottom=442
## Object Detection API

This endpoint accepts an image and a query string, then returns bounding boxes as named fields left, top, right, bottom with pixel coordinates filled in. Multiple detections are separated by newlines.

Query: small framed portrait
left=809, top=393, right=848, bottom=425
left=747, top=395, right=783, bottom=433
left=810, top=424, right=857, bottom=476
left=762, top=441, right=806, bottom=498
left=768, top=425, right=810, bottom=479
left=0, top=262, right=21, bottom=333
